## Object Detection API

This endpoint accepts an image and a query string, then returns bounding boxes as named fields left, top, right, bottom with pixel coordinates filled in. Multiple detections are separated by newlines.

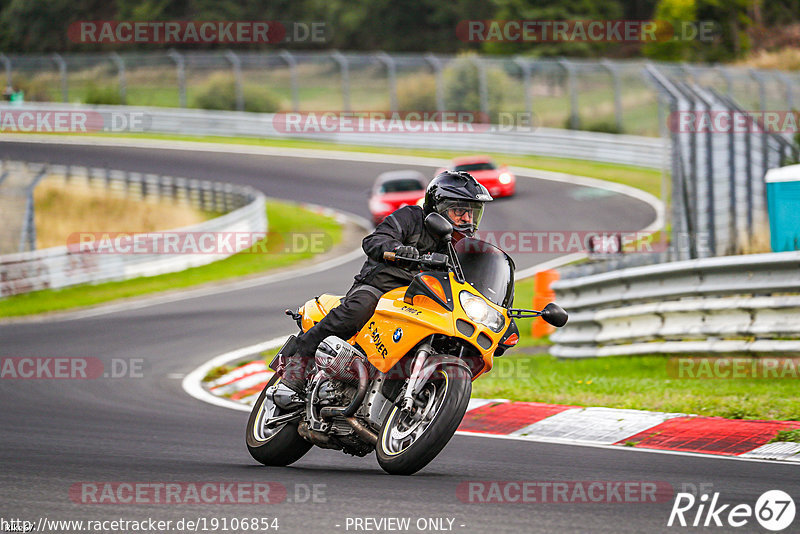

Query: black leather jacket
left=353, top=205, right=449, bottom=293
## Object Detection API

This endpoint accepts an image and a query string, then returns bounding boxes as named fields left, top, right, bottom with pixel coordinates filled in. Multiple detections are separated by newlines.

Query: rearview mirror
left=541, top=302, right=568, bottom=327
left=424, top=212, right=453, bottom=242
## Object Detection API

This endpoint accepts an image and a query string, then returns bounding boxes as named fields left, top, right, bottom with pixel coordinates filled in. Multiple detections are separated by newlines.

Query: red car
left=438, top=155, right=516, bottom=198
left=368, top=170, right=427, bottom=226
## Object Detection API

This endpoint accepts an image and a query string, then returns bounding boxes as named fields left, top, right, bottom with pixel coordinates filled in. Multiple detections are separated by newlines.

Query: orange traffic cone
left=531, top=269, right=560, bottom=338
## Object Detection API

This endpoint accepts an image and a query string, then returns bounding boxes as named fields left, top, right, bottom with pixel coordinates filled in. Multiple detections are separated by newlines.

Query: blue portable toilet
left=765, top=164, right=800, bottom=252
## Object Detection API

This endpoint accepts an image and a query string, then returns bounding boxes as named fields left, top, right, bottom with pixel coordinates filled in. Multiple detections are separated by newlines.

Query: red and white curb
left=184, top=339, right=800, bottom=464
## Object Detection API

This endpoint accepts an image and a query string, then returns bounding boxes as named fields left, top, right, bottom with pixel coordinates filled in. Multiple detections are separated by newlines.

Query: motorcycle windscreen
left=454, top=237, right=515, bottom=308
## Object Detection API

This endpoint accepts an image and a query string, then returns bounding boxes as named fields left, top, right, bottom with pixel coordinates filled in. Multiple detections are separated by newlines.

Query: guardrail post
left=167, top=49, right=187, bottom=108
left=469, top=56, right=489, bottom=120
left=424, top=53, right=445, bottom=113
left=601, top=60, right=623, bottom=133
left=0, top=53, right=11, bottom=87
left=374, top=52, right=397, bottom=112
left=51, top=53, right=68, bottom=102
left=330, top=50, right=350, bottom=112
left=558, top=58, right=579, bottom=130
left=278, top=51, right=299, bottom=112
left=109, top=52, right=126, bottom=105
left=513, top=57, right=533, bottom=120
left=224, top=51, right=244, bottom=112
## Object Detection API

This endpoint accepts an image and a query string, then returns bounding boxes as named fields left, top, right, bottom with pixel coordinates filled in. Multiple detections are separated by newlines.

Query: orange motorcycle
left=246, top=213, right=568, bottom=475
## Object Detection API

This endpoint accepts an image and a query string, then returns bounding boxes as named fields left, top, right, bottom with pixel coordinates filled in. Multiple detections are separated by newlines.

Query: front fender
left=411, top=355, right=472, bottom=397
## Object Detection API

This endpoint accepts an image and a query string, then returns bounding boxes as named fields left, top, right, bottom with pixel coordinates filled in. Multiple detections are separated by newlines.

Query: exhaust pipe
left=345, top=416, right=377, bottom=446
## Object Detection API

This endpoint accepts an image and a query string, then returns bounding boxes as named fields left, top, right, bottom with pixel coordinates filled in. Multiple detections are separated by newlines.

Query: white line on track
left=181, top=335, right=288, bottom=413
left=187, top=333, right=798, bottom=466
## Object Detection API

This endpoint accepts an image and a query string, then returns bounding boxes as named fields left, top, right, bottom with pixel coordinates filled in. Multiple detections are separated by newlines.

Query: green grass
left=0, top=200, right=342, bottom=317
left=471, top=353, right=800, bottom=421
left=770, top=429, right=800, bottom=443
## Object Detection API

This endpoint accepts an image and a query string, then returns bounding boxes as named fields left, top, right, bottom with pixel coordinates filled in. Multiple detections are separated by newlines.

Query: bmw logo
left=393, top=328, right=403, bottom=342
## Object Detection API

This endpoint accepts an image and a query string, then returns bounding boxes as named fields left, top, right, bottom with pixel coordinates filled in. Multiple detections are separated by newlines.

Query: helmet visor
left=436, top=200, right=484, bottom=233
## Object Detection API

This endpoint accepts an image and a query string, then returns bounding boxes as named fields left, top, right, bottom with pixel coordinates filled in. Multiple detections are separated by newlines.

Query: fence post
left=224, top=50, right=244, bottom=111
left=0, top=53, right=11, bottom=87
left=469, top=56, right=489, bottom=120
left=657, top=95, right=671, bottom=248
left=775, top=70, right=795, bottom=111
left=167, top=49, right=187, bottom=108
left=374, top=52, right=397, bottom=112
left=330, top=50, right=350, bottom=112
left=20, top=165, right=48, bottom=252
left=749, top=69, right=770, bottom=180
left=278, top=50, right=299, bottom=112
left=601, top=60, right=623, bottom=132
left=424, top=53, right=444, bottom=113
left=51, top=53, right=68, bottom=102
left=558, top=58, right=579, bottom=130
left=513, top=57, right=532, bottom=120
left=109, top=52, right=126, bottom=104
left=715, top=65, right=733, bottom=95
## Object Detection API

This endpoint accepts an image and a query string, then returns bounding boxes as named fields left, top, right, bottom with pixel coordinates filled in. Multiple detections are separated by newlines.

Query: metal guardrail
left=0, top=163, right=266, bottom=298
left=550, top=251, right=800, bottom=357
left=0, top=102, right=666, bottom=170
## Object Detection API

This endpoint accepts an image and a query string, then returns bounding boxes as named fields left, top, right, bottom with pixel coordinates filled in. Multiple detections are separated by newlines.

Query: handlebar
left=383, top=250, right=449, bottom=271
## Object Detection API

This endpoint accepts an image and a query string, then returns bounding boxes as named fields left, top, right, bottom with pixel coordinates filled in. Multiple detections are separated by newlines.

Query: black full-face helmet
left=423, top=171, right=493, bottom=236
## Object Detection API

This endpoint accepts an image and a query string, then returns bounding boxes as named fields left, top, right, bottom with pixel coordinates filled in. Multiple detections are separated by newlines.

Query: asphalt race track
left=1, top=140, right=797, bottom=534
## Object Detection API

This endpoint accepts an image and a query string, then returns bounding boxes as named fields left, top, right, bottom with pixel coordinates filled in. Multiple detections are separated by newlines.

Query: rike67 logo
left=668, top=490, right=795, bottom=531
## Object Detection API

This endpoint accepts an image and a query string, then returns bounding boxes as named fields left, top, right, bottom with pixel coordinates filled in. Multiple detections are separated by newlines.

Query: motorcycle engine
left=314, top=336, right=364, bottom=384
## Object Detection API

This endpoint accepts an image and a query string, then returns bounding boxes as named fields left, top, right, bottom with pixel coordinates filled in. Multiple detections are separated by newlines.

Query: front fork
left=400, top=342, right=435, bottom=412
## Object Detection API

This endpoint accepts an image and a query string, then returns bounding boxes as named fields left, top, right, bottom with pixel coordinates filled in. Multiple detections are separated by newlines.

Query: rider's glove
left=393, top=245, right=420, bottom=269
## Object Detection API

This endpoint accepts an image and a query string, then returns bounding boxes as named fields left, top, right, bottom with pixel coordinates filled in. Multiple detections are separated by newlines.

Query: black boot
left=280, top=352, right=310, bottom=396
left=279, top=334, right=318, bottom=396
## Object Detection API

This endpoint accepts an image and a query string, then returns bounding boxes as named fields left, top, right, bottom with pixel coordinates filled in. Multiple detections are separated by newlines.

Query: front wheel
left=377, top=364, right=471, bottom=475
left=246, top=374, right=312, bottom=466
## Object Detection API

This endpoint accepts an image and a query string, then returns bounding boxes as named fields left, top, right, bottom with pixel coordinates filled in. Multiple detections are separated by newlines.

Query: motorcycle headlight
left=459, top=291, right=505, bottom=333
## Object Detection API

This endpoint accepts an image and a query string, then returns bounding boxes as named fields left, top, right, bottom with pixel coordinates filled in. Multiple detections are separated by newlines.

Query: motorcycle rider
left=280, top=170, right=493, bottom=395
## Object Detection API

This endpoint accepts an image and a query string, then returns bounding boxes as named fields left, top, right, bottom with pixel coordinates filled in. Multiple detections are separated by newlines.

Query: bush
left=11, top=74, right=54, bottom=102
left=442, top=53, right=509, bottom=121
left=643, top=0, right=698, bottom=61
left=83, top=83, right=122, bottom=105
left=397, top=73, right=438, bottom=111
left=583, top=120, right=624, bottom=134
left=191, top=72, right=281, bottom=113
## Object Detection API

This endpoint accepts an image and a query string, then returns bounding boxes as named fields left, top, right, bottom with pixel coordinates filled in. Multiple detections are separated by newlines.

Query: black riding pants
left=295, top=284, right=382, bottom=358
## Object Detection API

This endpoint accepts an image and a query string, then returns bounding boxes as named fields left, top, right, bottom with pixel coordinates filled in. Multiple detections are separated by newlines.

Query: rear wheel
left=376, top=365, right=471, bottom=475
left=246, top=374, right=311, bottom=466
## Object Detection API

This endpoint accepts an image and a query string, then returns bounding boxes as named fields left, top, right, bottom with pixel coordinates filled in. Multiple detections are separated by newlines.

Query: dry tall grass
left=739, top=47, right=800, bottom=71
left=33, top=177, right=209, bottom=249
